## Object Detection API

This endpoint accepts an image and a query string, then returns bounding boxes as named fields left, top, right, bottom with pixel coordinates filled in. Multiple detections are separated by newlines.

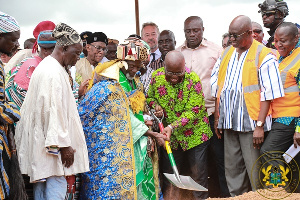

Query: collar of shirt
left=180, top=38, right=208, bottom=50
left=150, top=49, right=161, bottom=61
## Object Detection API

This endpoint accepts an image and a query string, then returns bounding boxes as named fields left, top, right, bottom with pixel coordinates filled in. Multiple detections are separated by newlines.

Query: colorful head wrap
left=117, top=37, right=150, bottom=62
left=37, top=31, right=56, bottom=48
left=0, top=11, right=20, bottom=33
left=52, top=23, right=81, bottom=46
left=32, top=21, right=56, bottom=53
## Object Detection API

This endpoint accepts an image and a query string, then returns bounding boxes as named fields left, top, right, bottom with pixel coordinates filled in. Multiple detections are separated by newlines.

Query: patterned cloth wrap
left=78, top=76, right=137, bottom=199
left=52, top=22, right=81, bottom=46
left=0, top=61, right=20, bottom=199
left=0, top=11, right=19, bottom=33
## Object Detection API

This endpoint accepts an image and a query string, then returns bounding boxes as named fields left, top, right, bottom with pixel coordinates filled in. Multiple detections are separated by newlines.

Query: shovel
left=147, top=106, right=208, bottom=191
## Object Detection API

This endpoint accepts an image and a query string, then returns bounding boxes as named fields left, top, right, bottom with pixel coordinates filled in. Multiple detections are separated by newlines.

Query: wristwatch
left=256, top=121, right=264, bottom=127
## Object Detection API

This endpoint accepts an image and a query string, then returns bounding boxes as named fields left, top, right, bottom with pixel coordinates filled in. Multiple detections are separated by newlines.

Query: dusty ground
left=208, top=188, right=300, bottom=200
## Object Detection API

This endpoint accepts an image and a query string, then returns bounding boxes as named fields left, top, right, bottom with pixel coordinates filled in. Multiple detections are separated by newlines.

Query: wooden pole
left=135, top=0, right=140, bottom=36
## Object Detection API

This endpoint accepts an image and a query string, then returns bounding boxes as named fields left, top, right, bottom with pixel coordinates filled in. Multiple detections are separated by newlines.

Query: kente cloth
left=0, top=11, right=19, bottom=33
left=5, top=56, right=42, bottom=109
left=15, top=56, right=89, bottom=183
left=52, top=23, right=81, bottom=46
left=119, top=71, right=156, bottom=200
left=78, top=78, right=137, bottom=200
left=0, top=61, right=21, bottom=199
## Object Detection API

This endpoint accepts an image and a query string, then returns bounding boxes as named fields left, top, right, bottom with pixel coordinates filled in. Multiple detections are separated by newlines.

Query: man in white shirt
left=141, top=22, right=161, bottom=63
left=15, top=22, right=89, bottom=200
left=74, top=32, right=108, bottom=84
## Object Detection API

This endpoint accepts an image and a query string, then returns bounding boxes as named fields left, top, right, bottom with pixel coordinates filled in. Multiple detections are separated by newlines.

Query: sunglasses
left=228, top=30, right=250, bottom=40
left=261, top=11, right=275, bottom=18
left=253, top=29, right=263, bottom=34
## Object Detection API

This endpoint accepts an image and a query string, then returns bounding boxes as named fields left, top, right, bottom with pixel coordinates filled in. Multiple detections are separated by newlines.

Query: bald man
left=211, top=15, right=284, bottom=196
left=252, top=22, right=265, bottom=44
left=147, top=50, right=212, bottom=199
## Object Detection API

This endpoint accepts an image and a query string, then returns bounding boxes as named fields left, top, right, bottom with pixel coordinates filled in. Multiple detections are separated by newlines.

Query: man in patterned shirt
left=147, top=50, right=212, bottom=199
left=0, top=11, right=22, bottom=199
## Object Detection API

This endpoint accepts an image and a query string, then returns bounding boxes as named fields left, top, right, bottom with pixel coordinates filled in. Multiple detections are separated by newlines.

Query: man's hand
left=154, top=104, right=163, bottom=118
left=162, top=126, right=172, bottom=141
left=78, top=79, right=90, bottom=97
left=144, top=130, right=168, bottom=147
left=253, top=126, right=264, bottom=149
left=155, top=133, right=168, bottom=147
left=294, top=132, right=300, bottom=148
left=214, top=118, right=222, bottom=139
left=61, top=146, right=76, bottom=168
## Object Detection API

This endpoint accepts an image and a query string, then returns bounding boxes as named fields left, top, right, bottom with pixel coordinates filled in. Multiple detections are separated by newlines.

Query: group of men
left=0, top=0, right=300, bottom=199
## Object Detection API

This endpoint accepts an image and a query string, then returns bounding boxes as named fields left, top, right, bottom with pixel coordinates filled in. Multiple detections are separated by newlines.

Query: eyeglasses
left=229, top=30, right=250, bottom=40
left=253, top=29, right=263, bottom=34
left=90, top=44, right=107, bottom=52
left=261, top=11, right=275, bottom=18
left=165, top=69, right=185, bottom=76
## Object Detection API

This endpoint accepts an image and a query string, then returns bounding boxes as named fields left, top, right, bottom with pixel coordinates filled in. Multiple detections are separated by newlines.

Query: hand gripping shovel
left=148, top=106, right=208, bottom=191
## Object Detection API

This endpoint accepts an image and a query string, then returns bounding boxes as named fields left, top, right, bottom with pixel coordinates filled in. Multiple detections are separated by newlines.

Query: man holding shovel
left=147, top=50, right=212, bottom=199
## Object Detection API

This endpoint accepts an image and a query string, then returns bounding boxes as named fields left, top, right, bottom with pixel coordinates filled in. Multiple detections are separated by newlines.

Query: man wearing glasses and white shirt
left=73, top=32, right=108, bottom=85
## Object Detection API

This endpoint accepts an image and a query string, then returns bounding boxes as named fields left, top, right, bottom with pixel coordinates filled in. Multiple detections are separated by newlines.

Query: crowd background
left=2, top=0, right=300, bottom=50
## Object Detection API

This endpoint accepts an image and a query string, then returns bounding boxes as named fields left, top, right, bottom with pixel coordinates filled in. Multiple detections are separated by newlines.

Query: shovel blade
left=163, top=173, right=208, bottom=191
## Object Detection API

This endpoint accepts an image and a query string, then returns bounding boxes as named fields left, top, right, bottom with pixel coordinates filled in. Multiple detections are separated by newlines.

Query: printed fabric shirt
left=211, top=49, right=284, bottom=132
left=147, top=67, right=212, bottom=151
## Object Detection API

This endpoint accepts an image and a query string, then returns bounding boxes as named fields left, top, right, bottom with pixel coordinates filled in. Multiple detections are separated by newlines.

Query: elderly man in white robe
left=15, top=23, right=89, bottom=200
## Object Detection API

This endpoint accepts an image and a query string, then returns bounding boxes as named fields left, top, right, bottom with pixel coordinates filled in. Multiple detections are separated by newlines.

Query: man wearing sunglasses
left=258, top=0, right=289, bottom=49
left=211, top=15, right=284, bottom=196
left=252, top=22, right=265, bottom=44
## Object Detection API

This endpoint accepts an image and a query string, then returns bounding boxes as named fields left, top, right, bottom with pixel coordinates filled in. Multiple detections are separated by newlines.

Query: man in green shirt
left=147, top=51, right=212, bottom=199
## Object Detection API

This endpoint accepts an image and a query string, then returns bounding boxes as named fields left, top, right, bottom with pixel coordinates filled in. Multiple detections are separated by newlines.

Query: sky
left=2, top=0, right=300, bottom=49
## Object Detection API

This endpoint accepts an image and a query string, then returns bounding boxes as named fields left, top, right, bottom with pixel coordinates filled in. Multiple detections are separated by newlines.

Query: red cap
left=32, top=21, right=55, bottom=53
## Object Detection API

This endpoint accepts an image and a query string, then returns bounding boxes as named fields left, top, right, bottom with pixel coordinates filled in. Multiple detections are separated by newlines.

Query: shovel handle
left=166, top=141, right=176, bottom=167
left=158, top=122, right=177, bottom=167
left=158, top=122, right=164, bottom=133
